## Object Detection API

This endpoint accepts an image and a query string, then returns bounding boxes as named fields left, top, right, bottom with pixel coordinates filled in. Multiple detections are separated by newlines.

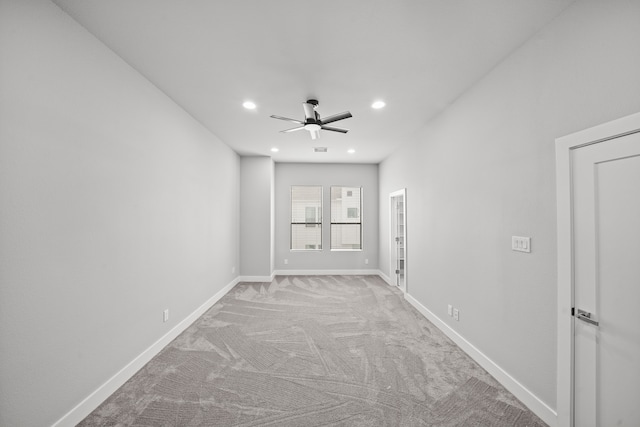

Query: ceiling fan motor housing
left=304, top=99, right=322, bottom=124
left=305, top=99, right=320, bottom=123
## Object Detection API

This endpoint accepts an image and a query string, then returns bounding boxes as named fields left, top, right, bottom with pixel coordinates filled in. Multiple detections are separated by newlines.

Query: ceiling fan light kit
left=270, top=99, right=352, bottom=140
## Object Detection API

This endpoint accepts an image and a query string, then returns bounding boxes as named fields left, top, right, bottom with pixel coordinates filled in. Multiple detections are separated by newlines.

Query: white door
left=389, top=189, right=406, bottom=292
left=572, top=131, right=640, bottom=427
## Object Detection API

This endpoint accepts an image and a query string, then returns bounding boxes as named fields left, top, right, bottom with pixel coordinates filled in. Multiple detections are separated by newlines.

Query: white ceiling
left=52, top=0, right=574, bottom=163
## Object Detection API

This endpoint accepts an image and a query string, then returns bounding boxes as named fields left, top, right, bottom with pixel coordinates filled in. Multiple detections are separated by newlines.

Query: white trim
left=555, top=126, right=575, bottom=427
left=377, top=270, right=394, bottom=286
left=556, top=112, right=640, bottom=150
left=52, top=277, right=240, bottom=427
left=273, top=269, right=379, bottom=276
left=405, top=293, right=558, bottom=427
left=555, top=111, right=640, bottom=427
left=389, top=188, right=407, bottom=293
left=238, top=272, right=276, bottom=282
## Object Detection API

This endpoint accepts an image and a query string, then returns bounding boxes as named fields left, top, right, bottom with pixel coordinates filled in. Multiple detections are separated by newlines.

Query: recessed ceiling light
left=347, top=149, right=355, bottom=154
left=242, top=101, right=256, bottom=110
left=270, top=147, right=279, bottom=152
left=372, top=100, right=386, bottom=109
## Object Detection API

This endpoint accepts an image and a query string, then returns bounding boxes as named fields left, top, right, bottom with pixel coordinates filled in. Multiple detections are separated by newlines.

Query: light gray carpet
left=80, top=275, right=547, bottom=426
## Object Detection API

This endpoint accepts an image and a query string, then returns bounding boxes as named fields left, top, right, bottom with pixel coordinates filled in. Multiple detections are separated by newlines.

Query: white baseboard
left=53, top=274, right=556, bottom=427
left=273, top=269, right=380, bottom=276
left=376, top=270, right=394, bottom=286
left=52, top=277, right=240, bottom=427
left=404, top=293, right=557, bottom=427
left=237, top=272, right=276, bottom=282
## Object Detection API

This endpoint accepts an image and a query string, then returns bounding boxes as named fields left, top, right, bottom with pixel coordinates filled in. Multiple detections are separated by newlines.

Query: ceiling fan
left=270, top=99, right=352, bottom=140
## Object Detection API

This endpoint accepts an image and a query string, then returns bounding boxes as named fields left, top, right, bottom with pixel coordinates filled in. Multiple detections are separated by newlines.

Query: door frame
left=555, top=112, right=640, bottom=427
left=389, top=188, right=407, bottom=293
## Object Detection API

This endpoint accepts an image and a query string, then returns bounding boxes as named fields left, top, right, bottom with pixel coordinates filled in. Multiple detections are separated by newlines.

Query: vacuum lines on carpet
left=80, top=275, right=546, bottom=426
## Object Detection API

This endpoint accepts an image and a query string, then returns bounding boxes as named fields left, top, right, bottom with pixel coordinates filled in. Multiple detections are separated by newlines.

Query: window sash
left=291, top=185, right=322, bottom=250
left=330, top=186, right=362, bottom=250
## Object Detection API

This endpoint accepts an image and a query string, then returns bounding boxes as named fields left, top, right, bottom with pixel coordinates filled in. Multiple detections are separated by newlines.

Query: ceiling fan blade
left=321, top=125, right=348, bottom=134
left=320, top=111, right=352, bottom=125
left=302, top=103, right=316, bottom=121
left=281, top=126, right=306, bottom=133
left=310, top=129, right=320, bottom=140
left=270, top=115, right=304, bottom=125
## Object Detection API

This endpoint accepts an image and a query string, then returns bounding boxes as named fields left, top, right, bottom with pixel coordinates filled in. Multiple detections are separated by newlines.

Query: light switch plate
left=512, top=236, right=531, bottom=253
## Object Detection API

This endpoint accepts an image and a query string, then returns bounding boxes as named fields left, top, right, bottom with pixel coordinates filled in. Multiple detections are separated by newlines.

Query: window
left=331, top=186, right=362, bottom=250
left=291, top=186, right=322, bottom=250
left=305, top=206, right=321, bottom=227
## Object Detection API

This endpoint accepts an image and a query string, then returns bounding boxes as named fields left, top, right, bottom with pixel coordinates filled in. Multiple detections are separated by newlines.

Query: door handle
left=576, top=309, right=599, bottom=326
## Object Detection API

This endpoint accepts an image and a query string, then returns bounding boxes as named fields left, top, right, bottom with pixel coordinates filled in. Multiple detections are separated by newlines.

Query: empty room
left=1, top=0, right=639, bottom=426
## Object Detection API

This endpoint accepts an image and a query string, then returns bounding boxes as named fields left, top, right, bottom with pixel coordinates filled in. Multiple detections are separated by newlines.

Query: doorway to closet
left=389, top=189, right=406, bottom=293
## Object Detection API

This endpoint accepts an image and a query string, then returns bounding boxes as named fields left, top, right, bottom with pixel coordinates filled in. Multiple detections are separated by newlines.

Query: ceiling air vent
left=314, top=147, right=328, bottom=153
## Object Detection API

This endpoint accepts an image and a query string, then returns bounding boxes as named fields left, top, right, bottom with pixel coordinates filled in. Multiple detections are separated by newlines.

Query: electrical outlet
left=448, top=305, right=453, bottom=316
left=364, top=259, right=369, bottom=265
left=163, top=309, right=169, bottom=322
left=453, top=308, right=459, bottom=321
left=284, top=259, right=288, bottom=265
left=231, top=266, right=235, bottom=274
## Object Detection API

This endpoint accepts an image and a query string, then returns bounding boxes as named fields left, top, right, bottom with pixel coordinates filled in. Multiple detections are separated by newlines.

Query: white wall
left=275, top=163, right=378, bottom=271
left=0, top=1, right=240, bottom=425
left=240, top=156, right=274, bottom=278
left=378, top=0, right=640, bottom=415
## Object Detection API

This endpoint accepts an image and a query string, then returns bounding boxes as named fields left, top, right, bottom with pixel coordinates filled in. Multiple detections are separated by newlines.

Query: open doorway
left=389, top=189, right=406, bottom=293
